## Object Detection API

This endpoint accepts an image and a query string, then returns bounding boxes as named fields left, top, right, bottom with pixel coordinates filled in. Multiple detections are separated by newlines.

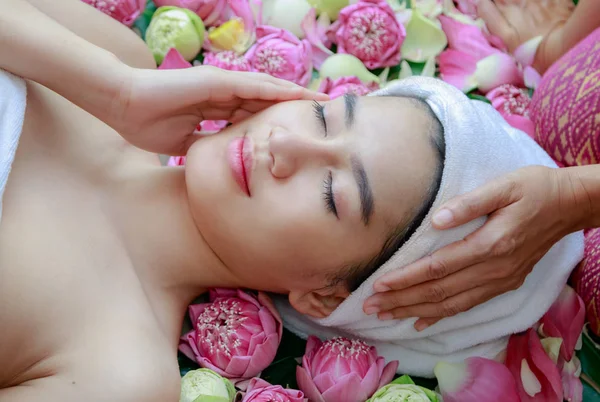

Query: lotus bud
left=401, top=9, right=447, bottom=63
left=146, top=6, right=206, bottom=64
left=180, top=368, right=236, bottom=402
left=261, top=0, right=313, bottom=38
left=319, top=54, right=380, bottom=84
left=366, top=375, right=438, bottom=402
left=505, top=329, right=563, bottom=401
left=302, top=8, right=334, bottom=69
left=307, top=0, right=350, bottom=19
left=434, top=357, right=519, bottom=402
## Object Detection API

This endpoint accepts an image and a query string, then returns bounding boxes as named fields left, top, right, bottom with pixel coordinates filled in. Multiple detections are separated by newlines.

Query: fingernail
left=373, top=283, right=391, bottom=292
left=415, top=321, right=430, bottom=332
left=378, top=312, right=394, bottom=320
left=432, top=208, right=454, bottom=227
left=364, top=306, right=379, bottom=315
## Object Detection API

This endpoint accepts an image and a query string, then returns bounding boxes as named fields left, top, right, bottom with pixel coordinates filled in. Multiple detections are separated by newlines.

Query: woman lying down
left=0, top=0, right=583, bottom=400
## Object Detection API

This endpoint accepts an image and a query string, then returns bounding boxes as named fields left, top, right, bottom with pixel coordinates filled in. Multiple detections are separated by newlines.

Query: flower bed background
left=84, top=0, right=600, bottom=400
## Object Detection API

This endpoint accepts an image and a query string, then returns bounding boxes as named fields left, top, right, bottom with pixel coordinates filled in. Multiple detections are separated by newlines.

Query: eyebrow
left=351, top=155, right=374, bottom=226
left=344, top=93, right=357, bottom=129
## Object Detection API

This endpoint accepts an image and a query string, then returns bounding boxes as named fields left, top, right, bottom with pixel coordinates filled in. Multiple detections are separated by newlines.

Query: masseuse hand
left=111, top=66, right=328, bottom=155
left=363, top=166, right=587, bottom=331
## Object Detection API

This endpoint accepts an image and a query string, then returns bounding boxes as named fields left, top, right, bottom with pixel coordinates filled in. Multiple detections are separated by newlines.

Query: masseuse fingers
left=430, top=172, right=520, bottom=230
left=379, top=284, right=497, bottom=323
left=477, top=0, right=518, bottom=49
left=367, top=261, right=490, bottom=313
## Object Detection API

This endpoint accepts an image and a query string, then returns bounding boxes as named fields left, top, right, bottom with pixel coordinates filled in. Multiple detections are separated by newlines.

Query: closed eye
left=312, top=100, right=327, bottom=136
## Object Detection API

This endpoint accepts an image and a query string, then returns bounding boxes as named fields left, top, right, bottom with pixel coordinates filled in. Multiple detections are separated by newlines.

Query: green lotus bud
left=319, top=54, right=380, bottom=84
left=146, top=6, right=206, bottom=64
left=367, top=375, right=438, bottom=402
left=307, top=0, right=349, bottom=19
left=179, top=368, right=236, bottom=402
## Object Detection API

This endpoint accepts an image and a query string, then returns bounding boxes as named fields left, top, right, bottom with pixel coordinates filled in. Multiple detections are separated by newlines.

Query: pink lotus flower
left=179, top=289, right=283, bottom=388
left=505, top=329, right=563, bottom=402
left=296, top=336, right=398, bottom=402
left=317, top=76, right=379, bottom=99
left=203, top=51, right=252, bottom=71
left=153, top=0, right=230, bottom=27
left=82, top=0, right=145, bottom=26
left=486, top=84, right=535, bottom=138
left=159, top=48, right=193, bottom=69
left=245, top=26, right=313, bottom=87
left=302, top=8, right=334, bottom=70
left=438, top=16, right=521, bottom=93
left=241, top=378, right=306, bottom=402
left=328, top=0, right=405, bottom=69
left=435, top=357, right=520, bottom=402
left=539, top=286, right=586, bottom=362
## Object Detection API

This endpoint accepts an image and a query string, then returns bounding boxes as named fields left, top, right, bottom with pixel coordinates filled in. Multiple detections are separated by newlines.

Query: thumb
left=432, top=175, right=519, bottom=229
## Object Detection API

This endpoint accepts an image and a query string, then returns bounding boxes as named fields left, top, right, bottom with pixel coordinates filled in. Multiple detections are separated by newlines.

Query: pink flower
left=317, top=76, right=379, bottom=99
left=159, top=48, right=193, bottom=69
left=203, top=51, right=252, bottom=71
left=486, top=84, right=535, bottom=138
left=296, top=336, right=398, bottom=402
left=302, top=8, right=334, bottom=70
left=245, top=26, right=313, bottom=87
left=82, top=0, right=145, bottom=26
left=539, top=286, right=586, bottom=363
left=435, top=357, right=520, bottom=402
left=505, top=329, right=563, bottom=402
left=241, top=378, right=305, bottom=402
left=438, top=15, right=498, bottom=60
left=179, top=289, right=283, bottom=388
left=561, top=357, right=583, bottom=402
left=328, top=0, right=406, bottom=69
left=153, top=0, right=230, bottom=27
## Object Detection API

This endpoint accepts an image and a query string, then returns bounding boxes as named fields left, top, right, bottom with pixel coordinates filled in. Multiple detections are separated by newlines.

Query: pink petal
left=245, top=377, right=271, bottom=393
left=312, top=371, right=336, bottom=392
left=438, top=49, right=478, bottom=92
left=178, top=330, right=200, bottom=362
left=244, top=333, right=280, bottom=375
left=297, top=366, right=327, bottom=402
left=474, top=52, right=523, bottom=93
left=506, top=329, right=563, bottom=401
left=523, top=66, right=542, bottom=89
left=158, top=48, right=193, bottom=70
left=378, top=360, right=399, bottom=388
left=305, top=335, right=324, bottom=356
left=257, top=291, right=283, bottom=340
left=188, top=303, right=211, bottom=324
left=435, top=357, right=520, bottom=402
left=562, top=357, right=583, bottom=402
left=209, top=288, right=239, bottom=301
left=321, top=372, right=363, bottom=402
left=167, top=156, right=186, bottom=166
left=225, top=354, right=252, bottom=377
left=540, top=286, right=586, bottom=362
left=438, top=15, right=497, bottom=60
left=514, top=36, right=543, bottom=67
left=228, top=0, right=255, bottom=32
left=301, top=8, right=334, bottom=70
left=357, top=362, right=385, bottom=401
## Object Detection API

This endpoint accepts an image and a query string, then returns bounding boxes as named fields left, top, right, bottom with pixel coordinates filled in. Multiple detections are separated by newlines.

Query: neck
left=111, top=166, right=241, bottom=311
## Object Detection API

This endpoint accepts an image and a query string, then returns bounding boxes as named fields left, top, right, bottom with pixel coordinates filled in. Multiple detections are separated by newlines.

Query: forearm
left=0, top=0, right=129, bottom=123
left=561, top=0, right=600, bottom=55
left=559, top=164, right=600, bottom=232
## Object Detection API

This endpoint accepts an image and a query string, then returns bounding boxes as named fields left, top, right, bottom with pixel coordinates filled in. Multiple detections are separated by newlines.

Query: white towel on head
left=274, top=77, right=584, bottom=377
left=0, top=69, right=27, bottom=223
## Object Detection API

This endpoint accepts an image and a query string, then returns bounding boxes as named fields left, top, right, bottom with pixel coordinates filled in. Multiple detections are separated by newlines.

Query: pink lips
left=227, top=136, right=253, bottom=196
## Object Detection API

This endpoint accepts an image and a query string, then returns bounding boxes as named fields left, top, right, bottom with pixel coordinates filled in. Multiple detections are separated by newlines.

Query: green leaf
left=579, top=327, right=600, bottom=396
left=466, top=93, right=492, bottom=104
left=133, top=0, right=158, bottom=40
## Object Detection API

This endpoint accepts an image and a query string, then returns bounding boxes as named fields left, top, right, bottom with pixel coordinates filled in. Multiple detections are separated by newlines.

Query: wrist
left=557, top=166, right=600, bottom=232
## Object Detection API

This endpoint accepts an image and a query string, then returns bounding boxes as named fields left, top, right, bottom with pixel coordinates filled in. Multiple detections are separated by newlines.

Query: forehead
left=349, top=96, right=440, bottom=230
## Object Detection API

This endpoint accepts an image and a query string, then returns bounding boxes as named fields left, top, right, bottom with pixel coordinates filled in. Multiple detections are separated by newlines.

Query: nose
left=269, top=126, right=339, bottom=179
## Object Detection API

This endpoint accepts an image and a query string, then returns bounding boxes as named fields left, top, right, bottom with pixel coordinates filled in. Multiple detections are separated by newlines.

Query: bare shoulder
left=0, top=369, right=180, bottom=402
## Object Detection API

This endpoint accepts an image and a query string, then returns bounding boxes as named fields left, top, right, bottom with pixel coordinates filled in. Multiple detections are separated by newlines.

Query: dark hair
left=329, top=97, right=446, bottom=292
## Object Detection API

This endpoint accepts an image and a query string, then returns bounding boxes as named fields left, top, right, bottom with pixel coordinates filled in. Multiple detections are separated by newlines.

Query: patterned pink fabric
left=530, top=28, right=600, bottom=336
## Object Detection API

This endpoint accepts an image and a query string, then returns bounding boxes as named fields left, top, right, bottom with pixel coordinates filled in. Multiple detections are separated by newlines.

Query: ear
left=288, top=288, right=350, bottom=319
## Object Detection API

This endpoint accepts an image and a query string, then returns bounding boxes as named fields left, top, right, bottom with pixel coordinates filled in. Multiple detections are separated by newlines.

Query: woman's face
left=186, top=94, right=438, bottom=297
